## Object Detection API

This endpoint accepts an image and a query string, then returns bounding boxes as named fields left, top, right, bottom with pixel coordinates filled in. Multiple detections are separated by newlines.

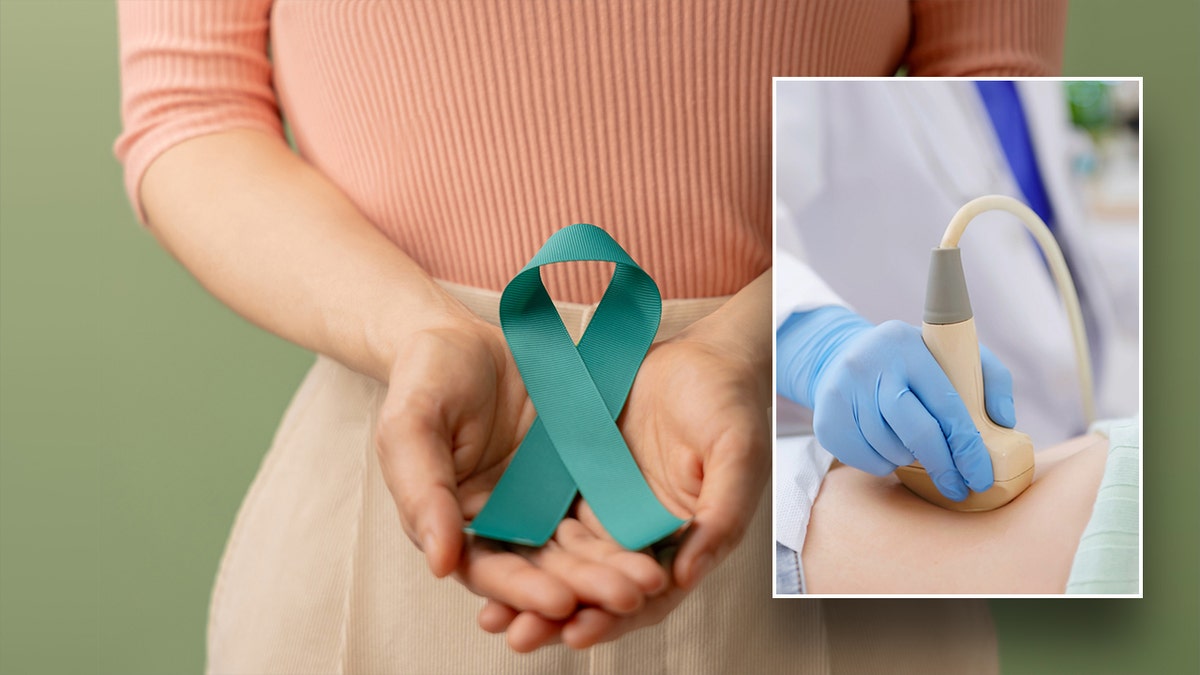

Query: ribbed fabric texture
left=205, top=283, right=998, bottom=673
left=908, top=0, right=1068, bottom=75
left=114, top=0, right=1065, bottom=303
left=206, top=288, right=832, bottom=674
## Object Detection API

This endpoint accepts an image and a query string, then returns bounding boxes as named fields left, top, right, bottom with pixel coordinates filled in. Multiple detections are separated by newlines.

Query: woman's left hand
left=476, top=309, right=772, bottom=651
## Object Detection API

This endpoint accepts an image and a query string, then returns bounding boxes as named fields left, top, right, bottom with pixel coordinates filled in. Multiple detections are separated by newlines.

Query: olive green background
left=0, top=1, right=1195, bottom=673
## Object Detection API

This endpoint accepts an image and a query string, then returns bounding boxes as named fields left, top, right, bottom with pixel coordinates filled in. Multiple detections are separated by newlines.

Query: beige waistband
left=436, top=279, right=730, bottom=344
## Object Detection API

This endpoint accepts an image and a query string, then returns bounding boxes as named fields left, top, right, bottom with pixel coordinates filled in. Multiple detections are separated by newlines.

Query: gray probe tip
left=924, top=247, right=974, bottom=325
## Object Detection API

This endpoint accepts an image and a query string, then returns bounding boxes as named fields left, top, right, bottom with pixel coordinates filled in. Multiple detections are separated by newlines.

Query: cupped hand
left=479, top=328, right=772, bottom=651
left=375, top=313, right=653, bottom=620
left=619, top=332, right=772, bottom=589
left=376, top=314, right=528, bottom=572
left=475, top=514, right=674, bottom=652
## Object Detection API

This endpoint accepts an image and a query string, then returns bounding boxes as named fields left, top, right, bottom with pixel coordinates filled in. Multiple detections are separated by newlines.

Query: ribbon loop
left=465, top=224, right=686, bottom=550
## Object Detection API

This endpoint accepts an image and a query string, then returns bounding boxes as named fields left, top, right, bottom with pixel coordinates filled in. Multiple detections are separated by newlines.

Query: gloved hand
left=777, top=305, right=1017, bottom=501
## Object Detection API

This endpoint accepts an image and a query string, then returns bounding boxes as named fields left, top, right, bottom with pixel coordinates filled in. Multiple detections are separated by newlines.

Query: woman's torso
left=268, top=1, right=912, bottom=302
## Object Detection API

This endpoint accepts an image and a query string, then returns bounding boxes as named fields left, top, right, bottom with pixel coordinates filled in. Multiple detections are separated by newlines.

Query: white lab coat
left=775, top=80, right=1139, bottom=449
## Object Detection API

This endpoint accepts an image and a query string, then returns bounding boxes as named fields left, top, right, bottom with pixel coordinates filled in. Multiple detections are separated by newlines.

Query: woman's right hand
left=377, top=314, right=531, bottom=573
left=375, top=314, right=553, bottom=608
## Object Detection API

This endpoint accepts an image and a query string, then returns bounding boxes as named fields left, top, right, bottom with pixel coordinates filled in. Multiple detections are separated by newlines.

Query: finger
left=878, top=373, right=970, bottom=500
left=455, top=541, right=576, bottom=619
left=673, top=423, right=768, bottom=590
left=458, top=459, right=512, bottom=518
left=563, top=586, right=688, bottom=649
left=904, top=349, right=994, bottom=493
left=555, top=518, right=669, bottom=596
left=562, top=607, right=621, bottom=650
left=478, top=600, right=518, bottom=634
left=507, top=612, right=565, bottom=653
left=858, top=373, right=918, bottom=467
left=979, top=343, right=1017, bottom=428
left=574, top=500, right=604, bottom=534
left=377, top=407, right=463, bottom=578
left=527, top=542, right=645, bottom=615
left=813, top=393, right=899, bottom=477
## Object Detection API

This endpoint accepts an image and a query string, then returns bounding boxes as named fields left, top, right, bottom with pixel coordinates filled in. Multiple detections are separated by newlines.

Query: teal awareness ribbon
left=464, top=223, right=687, bottom=551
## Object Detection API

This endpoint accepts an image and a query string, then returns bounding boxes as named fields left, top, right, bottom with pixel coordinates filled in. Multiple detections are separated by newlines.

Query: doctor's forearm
left=139, top=129, right=471, bottom=382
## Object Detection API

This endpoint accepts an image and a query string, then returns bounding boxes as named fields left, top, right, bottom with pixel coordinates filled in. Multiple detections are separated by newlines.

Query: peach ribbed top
left=115, top=1, right=1065, bottom=302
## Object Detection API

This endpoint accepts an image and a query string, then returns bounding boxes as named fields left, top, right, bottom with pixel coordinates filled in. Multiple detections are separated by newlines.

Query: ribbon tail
left=465, top=418, right=577, bottom=547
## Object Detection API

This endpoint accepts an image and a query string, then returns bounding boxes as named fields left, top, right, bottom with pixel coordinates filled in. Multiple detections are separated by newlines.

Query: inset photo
left=773, top=79, right=1141, bottom=597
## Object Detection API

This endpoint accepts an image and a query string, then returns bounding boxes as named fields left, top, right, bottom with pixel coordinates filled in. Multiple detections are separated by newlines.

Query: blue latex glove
left=777, top=306, right=1017, bottom=501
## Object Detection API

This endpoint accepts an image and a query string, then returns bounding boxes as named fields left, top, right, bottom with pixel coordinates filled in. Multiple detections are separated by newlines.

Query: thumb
left=979, top=343, right=1017, bottom=428
left=673, top=429, right=767, bottom=590
left=376, top=407, right=464, bottom=577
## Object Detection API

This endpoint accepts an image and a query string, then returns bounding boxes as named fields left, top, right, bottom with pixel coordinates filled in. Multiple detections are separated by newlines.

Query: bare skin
left=474, top=273, right=774, bottom=652
left=480, top=433, right=1107, bottom=650
left=801, top=432, right=1109, bottom=594
left=141, top=129, right=771, bottom=645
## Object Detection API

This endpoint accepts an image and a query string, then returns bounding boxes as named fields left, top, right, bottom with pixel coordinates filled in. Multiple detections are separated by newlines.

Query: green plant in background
left=0, top=2, right=1195, bottom=674
left=1063, top=80, right=1140, bottom=214
left=1066, top=80, right=1115, bottom=133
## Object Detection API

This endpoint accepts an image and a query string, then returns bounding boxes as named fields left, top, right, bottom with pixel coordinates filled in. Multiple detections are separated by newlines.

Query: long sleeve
left=905, top=0, right=1069, bottom=76
left=113, top=0, right=282, bottom=224
left=773, top=249, right=846, bottom=330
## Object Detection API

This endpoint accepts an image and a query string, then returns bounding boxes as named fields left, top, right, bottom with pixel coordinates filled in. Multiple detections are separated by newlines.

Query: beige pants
left=206, top=282, right=998, bottom=674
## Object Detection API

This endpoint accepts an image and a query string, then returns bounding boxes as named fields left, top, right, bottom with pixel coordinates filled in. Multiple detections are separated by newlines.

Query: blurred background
left=1065, top=80, right=1141, bottom=332
left=773, top=77, right=1142, bottom=449
left=1, top=2, right=1195, bottom=673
